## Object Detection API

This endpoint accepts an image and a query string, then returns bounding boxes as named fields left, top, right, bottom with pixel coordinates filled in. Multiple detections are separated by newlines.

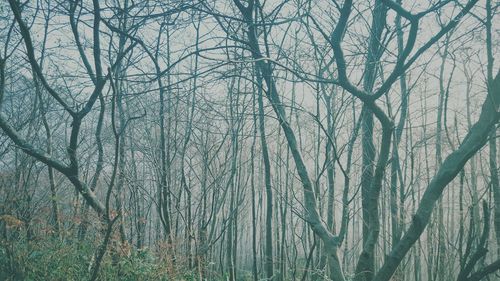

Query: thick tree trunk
left=257, top=68, right=274, bottom=281
left=354, top=2, right=388, bottom=280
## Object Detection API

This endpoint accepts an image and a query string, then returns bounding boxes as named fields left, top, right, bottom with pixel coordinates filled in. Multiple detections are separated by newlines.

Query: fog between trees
left=0, top=0, right=499, bottom=280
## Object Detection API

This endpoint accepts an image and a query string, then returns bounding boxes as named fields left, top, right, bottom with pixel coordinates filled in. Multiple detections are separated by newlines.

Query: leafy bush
left=0, top=238, right=180, bottom=280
